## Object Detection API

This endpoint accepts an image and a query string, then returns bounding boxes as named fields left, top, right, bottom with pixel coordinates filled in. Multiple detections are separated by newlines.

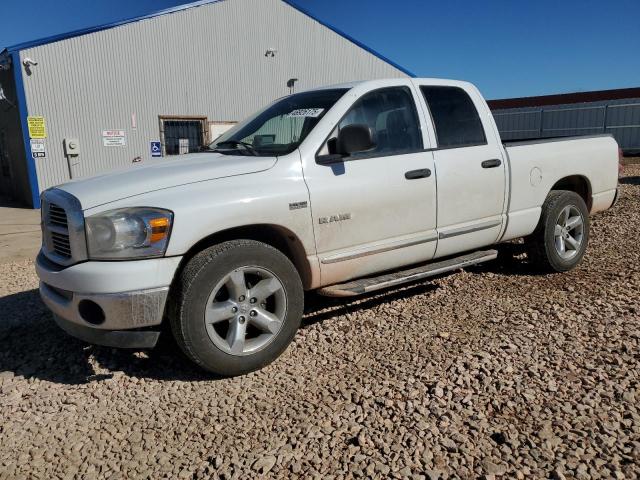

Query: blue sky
left=1, top=0, right=639, bottom=99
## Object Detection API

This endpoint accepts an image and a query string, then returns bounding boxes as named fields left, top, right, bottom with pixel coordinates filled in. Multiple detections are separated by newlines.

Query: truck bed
left=498, top=133, right=619, bottom=243
left=503, top=133, right=613, bottom=148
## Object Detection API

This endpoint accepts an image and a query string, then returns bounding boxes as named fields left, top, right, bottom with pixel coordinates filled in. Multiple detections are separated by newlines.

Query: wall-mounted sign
left=102, top=130, right=126, bottom=147
left=30, top=139, right=46, bottom=158
left=150, top=141, right=162, bottom=157
left=27, top=116, right=47, bottom=139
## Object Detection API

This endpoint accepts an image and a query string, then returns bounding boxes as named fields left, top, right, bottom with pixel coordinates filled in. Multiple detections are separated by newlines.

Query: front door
left=303, top=85, right=438, bottom=286
left=418, top=84, right=507, bottom=258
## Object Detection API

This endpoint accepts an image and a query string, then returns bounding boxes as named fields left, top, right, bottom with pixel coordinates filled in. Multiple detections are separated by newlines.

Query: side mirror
left=315, top=123, right=376, bottom=165
left=338, top=124, right=375, bottom=155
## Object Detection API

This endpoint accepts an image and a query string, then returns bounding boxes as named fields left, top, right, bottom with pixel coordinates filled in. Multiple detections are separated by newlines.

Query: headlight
left=85, top=207, right=173, bottom=260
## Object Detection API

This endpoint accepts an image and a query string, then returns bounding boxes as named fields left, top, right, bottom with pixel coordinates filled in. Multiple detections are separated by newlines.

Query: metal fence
left=492, top=98, right=640, bottom=153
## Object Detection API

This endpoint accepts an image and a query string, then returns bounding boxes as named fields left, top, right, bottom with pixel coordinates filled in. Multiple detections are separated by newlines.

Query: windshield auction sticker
left=287, top=108, right=324, bottom=118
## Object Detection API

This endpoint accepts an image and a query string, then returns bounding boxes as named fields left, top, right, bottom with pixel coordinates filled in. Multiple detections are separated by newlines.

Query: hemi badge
left=289, top=201, right=308, bottom=210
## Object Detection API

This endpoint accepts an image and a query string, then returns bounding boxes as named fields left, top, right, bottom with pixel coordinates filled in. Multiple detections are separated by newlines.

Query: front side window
left=421, top=86, right=486, bottom=148
left=321, top=87, right=422, bottom=158
left=208, top=88, right=348, bottom=156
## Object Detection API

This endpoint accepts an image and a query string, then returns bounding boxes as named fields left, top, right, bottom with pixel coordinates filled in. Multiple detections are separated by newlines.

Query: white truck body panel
left=36, top=256, right=181, bottom=294
left=36, top=77, right=620, bottom=343
left=299, top=79, right=439, bottom=285
left=61, top=153, right=276, bottom=210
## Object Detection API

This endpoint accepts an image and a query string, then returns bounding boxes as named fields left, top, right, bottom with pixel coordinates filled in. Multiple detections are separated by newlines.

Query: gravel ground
left=1, top=166, right=639, bottom=480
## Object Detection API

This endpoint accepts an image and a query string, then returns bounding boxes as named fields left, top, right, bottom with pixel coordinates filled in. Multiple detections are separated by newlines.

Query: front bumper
left=52, top=314, right=162, bottom=349
left=36, top=252, right=182, bottom=348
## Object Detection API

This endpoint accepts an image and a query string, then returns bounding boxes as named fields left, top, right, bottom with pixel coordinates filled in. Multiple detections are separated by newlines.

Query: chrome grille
left=47, top=203, right=72, bottom=258
left=50, top=231, right=72, bottom=258
left=41, top=189, right=87, bottom=267
left=48, top=203, right=68, bottom=228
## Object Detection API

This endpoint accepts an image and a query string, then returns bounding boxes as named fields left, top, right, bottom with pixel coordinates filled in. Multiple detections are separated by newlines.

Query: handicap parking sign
left=150, top=141, right=162, bottom=157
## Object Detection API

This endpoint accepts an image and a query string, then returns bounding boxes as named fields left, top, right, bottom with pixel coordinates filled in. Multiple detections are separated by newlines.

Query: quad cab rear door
left=413, top=80, right=507, bottom=258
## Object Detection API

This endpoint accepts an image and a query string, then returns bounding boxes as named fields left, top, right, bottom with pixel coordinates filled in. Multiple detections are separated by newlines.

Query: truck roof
left=307, top=78, right=476, bottom=93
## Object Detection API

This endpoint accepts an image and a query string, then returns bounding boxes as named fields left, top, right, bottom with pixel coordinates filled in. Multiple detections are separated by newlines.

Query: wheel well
left=177, top=224, right=313, bottom=289
left=551, top=175, right=592, bottom=210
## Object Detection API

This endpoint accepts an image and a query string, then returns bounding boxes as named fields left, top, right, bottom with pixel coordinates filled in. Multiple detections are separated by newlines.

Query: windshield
left=207, top=88, right=349, bottom=156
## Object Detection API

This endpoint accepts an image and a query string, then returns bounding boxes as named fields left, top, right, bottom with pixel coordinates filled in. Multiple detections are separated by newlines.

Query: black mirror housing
left=338, top=124, right=375, bottom=155
left=316, top=153, right=344, bottom=165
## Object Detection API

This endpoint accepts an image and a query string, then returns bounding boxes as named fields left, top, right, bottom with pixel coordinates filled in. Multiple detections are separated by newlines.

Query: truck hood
left=58, top=153, right=277, bottom=209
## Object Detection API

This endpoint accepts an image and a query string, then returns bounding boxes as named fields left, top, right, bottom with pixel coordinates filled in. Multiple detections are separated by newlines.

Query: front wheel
left=526, top=190, right=590, bottom=272
left=169, top=240, right=304, bottom=376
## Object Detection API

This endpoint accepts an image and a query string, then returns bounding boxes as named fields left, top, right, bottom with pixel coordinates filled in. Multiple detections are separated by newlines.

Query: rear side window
left=421, top=86, right=486, bottom=148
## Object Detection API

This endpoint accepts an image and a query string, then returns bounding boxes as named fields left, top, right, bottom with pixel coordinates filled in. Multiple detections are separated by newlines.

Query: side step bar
left=317, top=249, right=498, bottom=297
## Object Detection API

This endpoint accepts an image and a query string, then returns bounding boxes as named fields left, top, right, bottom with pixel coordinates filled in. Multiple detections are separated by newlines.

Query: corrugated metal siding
left=19, top=0, right=406, bottom=192
left=0, top=67, right=30, bottom=203
left=492, top=97, right=640, bottom=151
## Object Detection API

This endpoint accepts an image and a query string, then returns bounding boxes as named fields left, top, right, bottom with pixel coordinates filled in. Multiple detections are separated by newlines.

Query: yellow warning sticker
left=27, top=116, right=47, bottom=139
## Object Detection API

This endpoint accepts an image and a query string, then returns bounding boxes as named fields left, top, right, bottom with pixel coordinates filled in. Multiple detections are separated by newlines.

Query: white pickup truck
left=36, top=78, right=620, bottom=376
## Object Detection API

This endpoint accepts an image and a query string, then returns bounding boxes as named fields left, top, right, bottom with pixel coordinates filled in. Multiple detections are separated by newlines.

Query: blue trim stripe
left=3, top=0, right=414, bottom=77
left=11, top=52, right=41, bottom=208
left=282, top=0, right=415, bottom=77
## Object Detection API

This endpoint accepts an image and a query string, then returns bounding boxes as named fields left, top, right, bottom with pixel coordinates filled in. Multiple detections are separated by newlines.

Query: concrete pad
left=0, top=202, right=41, bottom=264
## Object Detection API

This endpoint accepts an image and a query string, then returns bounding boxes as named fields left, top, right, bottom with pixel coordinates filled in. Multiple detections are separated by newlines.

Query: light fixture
left=265, top=48, right=277, bottom=57
left=22, top=57, right=38, bottom=68
left=287, top=78, right=298, bottom=94
left=22, top=57, right=38, bottom=76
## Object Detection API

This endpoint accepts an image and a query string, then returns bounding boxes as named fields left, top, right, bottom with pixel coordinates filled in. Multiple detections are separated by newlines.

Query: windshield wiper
left=210, top=140, right=258, bottom=156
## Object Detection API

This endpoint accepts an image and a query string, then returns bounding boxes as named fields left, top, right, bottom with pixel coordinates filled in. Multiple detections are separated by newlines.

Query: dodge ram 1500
left=36, top=78, right=620, bottom=375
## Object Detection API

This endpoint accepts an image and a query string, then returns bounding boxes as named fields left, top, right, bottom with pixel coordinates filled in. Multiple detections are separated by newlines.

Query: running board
left=317, top=249, right=498, bottom=297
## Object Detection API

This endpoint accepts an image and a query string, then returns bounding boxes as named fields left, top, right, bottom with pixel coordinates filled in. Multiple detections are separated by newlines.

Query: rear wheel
left=526, top=190, right=590, bottom=272
left=169, top=240, right=303, bottom=376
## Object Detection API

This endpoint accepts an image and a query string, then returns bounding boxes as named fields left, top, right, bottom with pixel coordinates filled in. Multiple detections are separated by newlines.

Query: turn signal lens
left=149, top=217, right=170, bottom=243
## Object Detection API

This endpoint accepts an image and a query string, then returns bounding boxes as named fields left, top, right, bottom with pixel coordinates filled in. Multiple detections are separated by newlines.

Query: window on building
left=160, top=117, right=208, bottom=155
left=420, top=86, right=486, bottom=148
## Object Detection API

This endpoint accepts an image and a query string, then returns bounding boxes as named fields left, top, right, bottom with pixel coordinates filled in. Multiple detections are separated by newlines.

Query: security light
left=286, top=78, right=298, bottom=94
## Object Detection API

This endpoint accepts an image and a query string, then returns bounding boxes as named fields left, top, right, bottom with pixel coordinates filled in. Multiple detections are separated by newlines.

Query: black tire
left=526, top=190, right=590, bottom=272
left=168, top=240, right=304, bottom=376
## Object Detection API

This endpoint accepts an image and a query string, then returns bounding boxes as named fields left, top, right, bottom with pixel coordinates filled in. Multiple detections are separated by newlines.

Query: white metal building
left=0, top=0, right=411, bottom=207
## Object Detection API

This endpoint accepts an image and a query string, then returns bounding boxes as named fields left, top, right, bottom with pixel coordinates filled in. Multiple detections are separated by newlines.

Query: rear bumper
left=611, top=187, right=620, bottom=208
left=591, top=188, right=618, bottom=214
